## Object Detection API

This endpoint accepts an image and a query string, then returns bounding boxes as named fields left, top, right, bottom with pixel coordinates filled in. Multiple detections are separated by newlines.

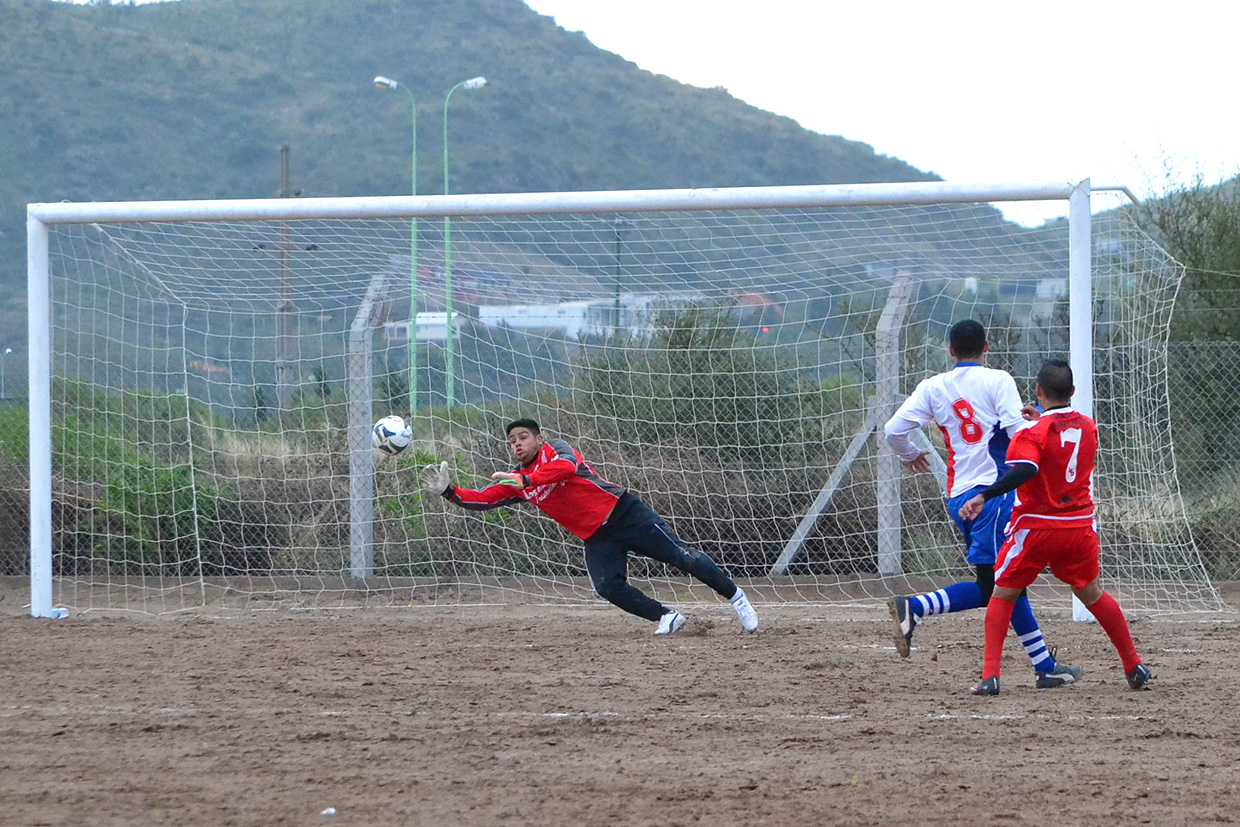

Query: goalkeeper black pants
left=583, top=494, right=738, bottom=622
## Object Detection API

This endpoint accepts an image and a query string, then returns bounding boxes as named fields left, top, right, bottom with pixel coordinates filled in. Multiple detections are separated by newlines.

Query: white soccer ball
left=372, top=415, right=413, bottom=455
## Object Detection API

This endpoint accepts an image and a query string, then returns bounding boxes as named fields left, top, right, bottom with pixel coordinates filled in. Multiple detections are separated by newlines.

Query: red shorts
left=993, top=525, right=1101, bottom=591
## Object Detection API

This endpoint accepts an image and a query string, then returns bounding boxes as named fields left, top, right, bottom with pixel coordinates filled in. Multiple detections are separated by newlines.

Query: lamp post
left=374, top=75, right=419, bottom=417
left=0, top=347, right=10, bottom=401
left=442, top=75, right=486, bottom=407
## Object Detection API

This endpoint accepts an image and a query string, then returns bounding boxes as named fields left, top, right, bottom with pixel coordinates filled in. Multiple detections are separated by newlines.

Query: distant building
left=382, top=293, right=698, bottom=343
left=478, top=300, right=599, bottom=341
left=383, top=312, right=464, bottom=343
left=733, top=291, right=783, bottom=334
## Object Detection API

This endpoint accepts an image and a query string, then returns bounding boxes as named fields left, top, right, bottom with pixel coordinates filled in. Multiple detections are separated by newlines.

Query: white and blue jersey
left=884, top=362, right=1027, bottom=564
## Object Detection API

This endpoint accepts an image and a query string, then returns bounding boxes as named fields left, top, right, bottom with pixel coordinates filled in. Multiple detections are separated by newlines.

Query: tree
left=1135, top=169, right=1240, bottom=340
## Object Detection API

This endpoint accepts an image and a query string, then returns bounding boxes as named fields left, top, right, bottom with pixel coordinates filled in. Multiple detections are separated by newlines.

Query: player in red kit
left=958, top=360, right=1153, bottom=695
left=884, top=319, right=1077, bottom=688
left=421, top=419, right=759, bottom=635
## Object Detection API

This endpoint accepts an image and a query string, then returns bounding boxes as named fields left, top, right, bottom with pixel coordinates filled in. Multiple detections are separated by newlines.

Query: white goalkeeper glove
left=421, top=461, right=452, bottom=496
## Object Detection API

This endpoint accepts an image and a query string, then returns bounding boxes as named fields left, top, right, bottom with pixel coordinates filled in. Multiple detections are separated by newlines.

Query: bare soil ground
left=1, top=581, right=1238, bottom=827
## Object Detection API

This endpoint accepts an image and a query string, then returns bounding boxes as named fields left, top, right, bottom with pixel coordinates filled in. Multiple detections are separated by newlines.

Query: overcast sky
left=522, top=0, right=1239, bottom=226
left=59, top=1, right=1239, bottom=226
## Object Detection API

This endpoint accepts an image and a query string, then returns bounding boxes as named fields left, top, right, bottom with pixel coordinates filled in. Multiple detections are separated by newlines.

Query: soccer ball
left=372, top=415, right=413, bottom=455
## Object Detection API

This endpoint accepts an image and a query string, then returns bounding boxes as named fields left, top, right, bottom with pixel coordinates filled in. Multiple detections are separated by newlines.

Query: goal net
left=27, top=183, right=1225, bottom=616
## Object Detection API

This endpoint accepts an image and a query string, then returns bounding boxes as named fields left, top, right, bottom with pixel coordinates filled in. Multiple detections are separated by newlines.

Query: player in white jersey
left=882, top=320, right=1081, bottom=689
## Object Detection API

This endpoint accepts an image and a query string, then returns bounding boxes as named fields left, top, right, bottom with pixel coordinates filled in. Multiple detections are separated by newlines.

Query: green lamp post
left=374, top=75, right=419, bottom=416
left=441, top=76, right=487, bottom=407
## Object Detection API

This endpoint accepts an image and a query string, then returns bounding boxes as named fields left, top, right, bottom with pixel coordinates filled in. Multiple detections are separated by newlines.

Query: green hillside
left=1, top=0, right=966, bottom=401
left=2, top=0, right=933, bottom=268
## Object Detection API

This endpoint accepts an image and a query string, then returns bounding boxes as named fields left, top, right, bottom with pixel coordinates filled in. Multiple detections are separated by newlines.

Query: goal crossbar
left=29, top=180, right=1085, bottom=226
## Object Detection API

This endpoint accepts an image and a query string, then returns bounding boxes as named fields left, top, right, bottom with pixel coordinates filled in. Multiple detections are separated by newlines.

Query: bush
left=568, top=304, right=873, bottom=574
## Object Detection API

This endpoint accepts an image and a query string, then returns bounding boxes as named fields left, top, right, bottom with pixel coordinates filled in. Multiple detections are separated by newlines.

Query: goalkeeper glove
left=421, top=461, right=453, bottom=497
left=490, top=472, right=530, bottom=488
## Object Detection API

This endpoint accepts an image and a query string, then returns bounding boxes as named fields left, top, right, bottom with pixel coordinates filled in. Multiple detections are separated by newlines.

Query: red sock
left=983, top=595, right=1016, bottom=680
left=1085, top=591, right=1141, bottom=673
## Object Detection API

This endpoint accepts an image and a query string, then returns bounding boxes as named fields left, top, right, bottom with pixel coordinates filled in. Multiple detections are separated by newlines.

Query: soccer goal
left=26, top=180, right=1226, bottom=617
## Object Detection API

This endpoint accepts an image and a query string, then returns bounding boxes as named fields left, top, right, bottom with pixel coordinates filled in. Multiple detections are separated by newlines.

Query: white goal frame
left=28, top=179, right=1109, bottom=618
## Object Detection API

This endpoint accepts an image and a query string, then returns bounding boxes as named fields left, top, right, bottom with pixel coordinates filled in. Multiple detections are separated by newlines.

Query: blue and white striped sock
left=911, top=581, right=984, bottom=617
left=1010, top=595, right=1056, bottom=672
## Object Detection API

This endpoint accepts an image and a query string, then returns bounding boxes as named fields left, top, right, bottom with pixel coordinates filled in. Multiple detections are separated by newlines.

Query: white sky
left=60, top=1, right=1240, bottom=227
left=523, top=0, right=1240, bottom=226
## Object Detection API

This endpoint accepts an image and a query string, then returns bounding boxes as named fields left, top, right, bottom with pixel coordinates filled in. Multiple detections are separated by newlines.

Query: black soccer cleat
left=1126, top=662, right=1154, bottom=690
left=888, top=595, right=919, bottom=658
left=1035, top=662, right=1084, bottom=689
left=971, top=676, right=1000, bottom=696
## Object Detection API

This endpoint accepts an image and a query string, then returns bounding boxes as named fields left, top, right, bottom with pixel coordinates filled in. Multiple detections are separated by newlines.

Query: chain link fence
left=0, top=399, right=26, bottom=577
left=5, top=344, right=1239, bottom=582
left=6, top=307, right=1240, bottom=587
left=1169, top=341, right=1240, bottom=578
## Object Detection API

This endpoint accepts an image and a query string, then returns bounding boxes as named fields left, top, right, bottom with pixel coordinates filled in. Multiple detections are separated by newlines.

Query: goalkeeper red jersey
left=445, top=438, right=626, bottom=539
left=1005, top=407, right=1098, bottom=532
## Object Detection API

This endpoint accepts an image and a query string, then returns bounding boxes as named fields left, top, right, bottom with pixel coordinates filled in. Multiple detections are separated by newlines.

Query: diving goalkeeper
left=422, top=418, right=759, bottom=635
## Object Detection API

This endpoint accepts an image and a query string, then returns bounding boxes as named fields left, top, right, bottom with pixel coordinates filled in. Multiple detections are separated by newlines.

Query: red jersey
left=1005, top=407, right=1097, bottom=531
left=446, top=438, right=626, bottom=539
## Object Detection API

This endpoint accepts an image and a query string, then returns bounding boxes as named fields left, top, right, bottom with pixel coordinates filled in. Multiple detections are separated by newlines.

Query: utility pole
left=275, top=145, right=296, bottom=411
left=613, top=216, right=628, bottom=333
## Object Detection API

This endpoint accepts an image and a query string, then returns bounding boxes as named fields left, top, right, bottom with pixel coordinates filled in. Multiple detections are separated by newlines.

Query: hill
left=2, top=0, right=939, bottom=340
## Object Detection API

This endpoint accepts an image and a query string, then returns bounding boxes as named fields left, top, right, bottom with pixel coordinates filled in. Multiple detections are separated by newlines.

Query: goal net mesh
left=41, top=191, right=1224, bottom=615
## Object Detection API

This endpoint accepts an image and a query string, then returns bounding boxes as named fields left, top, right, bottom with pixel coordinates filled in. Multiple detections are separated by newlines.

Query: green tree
left=576, top=303, right=859, bottom=470
left=1135, top=170, right=1240, bottom=340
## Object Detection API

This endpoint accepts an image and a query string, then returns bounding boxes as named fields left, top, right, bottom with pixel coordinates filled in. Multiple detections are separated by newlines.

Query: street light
left=374, top=75, right=420, bottom=417
left=442, top=75, right=486, bottom=407
left=0, top=347, right=10, bottom=401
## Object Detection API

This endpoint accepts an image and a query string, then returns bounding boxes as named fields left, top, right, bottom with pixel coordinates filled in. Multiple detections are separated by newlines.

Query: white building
left=478, top=300, right=599, bottom=341
left=383, top=312, right=463, bottom=343
left=382, top=293, right=692, bottom=343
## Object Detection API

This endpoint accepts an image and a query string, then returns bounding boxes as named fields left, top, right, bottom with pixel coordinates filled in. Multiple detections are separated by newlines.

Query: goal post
left=26, top=179, right=1225, bottom=617
left=27, top=215, right=53, bottom=619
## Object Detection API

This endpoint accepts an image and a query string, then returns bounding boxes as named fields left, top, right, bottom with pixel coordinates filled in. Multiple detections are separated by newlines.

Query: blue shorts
left=946, top=486, right=1014, bottom=566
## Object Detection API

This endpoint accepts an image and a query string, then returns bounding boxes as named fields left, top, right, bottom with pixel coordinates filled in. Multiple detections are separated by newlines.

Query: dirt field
left=1, top=581, right=1238, bottom=827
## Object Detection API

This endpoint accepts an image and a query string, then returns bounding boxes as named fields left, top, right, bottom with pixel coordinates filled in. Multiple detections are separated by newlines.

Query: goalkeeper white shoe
left=655, top=610, right=685, bottom=635
left=730, top=588, right=759, bottom=632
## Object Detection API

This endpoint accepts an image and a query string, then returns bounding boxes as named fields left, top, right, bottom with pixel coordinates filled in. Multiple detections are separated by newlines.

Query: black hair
left=1037, top=359, right=1074, bottom=403
left=505, top=418, right=541, bottom=436
left=948, top=319, right=987, bottom=359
